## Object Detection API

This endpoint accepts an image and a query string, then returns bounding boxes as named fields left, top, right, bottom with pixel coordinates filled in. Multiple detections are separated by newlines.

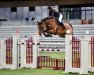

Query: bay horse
left=37, top=17, right=73, bottom=38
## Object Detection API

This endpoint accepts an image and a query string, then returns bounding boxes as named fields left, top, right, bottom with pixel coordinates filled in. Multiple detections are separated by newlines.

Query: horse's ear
left=37, top=21, right=39, bottom=24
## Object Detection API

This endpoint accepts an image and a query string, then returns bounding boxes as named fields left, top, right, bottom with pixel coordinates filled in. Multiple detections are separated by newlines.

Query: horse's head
left=37, top=17, right=57, bottom=37
left=37, top=21, right=47, bottom=36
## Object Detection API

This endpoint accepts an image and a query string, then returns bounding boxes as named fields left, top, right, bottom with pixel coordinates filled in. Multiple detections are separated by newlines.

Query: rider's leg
left=59, top=14, right=62, bottom=22
left=58, top=14, right=63, bottom=25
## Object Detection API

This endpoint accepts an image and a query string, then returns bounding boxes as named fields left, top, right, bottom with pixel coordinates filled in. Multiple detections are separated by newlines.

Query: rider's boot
left=59, top=22, right=64, bottom=26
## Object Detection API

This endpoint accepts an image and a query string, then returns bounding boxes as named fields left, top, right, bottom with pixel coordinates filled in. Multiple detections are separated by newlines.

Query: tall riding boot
left=59, top=22, right=64, bottom=26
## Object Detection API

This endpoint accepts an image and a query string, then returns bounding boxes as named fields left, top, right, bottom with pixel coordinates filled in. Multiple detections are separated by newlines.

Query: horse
left=37, top=17, right=73, bottom=38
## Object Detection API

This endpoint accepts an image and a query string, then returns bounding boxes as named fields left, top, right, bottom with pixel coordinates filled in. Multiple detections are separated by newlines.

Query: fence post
left=80, top=38, right=89, bottom=74
left=37, top=56, right=40, bottom=68
left=32, top=35, right=39, bottom=68
left=20, top=38, right=27, bottom=68
left=63, top=59, right=65, bottom=70
left=84, top=35, right=93, bottom=72
left=0, top=40, right=5, bottom=69
left=12, top=34, right=19, bottom=69
left=65, top=34, right=72, bottom=73
left=54, top=59, right=58, bottom=70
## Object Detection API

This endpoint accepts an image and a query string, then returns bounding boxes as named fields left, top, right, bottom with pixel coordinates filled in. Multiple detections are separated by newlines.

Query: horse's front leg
left=43, top=32, right=52, bottom=37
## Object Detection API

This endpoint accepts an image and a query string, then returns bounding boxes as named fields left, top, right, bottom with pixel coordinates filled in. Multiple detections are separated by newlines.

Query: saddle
left=48, top=17, right=65, bottom=28
left=52, top=17, right=64, bottom=26
left=56, top=19, right=65, bottom=28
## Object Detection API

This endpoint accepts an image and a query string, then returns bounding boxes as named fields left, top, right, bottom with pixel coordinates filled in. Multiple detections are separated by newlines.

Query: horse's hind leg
left=49, top=33, right=53, bottom=37
left=59, top=34, right=65, bottom=38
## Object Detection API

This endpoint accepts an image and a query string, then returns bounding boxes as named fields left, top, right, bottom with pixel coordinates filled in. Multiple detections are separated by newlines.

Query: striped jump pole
left=39, top=37, right=65, bottom=52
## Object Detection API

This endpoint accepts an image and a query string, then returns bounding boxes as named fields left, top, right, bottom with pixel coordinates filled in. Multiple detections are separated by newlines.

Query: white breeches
left=58, top=13, right=63, bottom=22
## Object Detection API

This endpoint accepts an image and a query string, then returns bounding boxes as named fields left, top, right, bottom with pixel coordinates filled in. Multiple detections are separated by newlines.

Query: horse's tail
left=68, top=23, right=73, bottom=35
left=68, top=23, right=72, bottom=28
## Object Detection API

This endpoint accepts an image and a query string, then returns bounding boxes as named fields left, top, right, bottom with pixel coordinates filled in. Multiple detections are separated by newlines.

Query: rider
left=47, top=6, right=63, bottom=26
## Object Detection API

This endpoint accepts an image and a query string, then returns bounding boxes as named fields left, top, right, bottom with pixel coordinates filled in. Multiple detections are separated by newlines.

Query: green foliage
left=39, top=51, right=65, bottom=59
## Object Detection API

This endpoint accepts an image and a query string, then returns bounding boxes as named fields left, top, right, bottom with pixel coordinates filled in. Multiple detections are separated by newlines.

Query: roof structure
left=0, top=0, right=94, bottom=7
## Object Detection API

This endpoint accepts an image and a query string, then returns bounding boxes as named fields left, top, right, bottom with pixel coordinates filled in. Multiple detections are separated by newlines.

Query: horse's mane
left=38, top=17, right=50, bottom=25
left=41, top=17, right=50, bottom=22
left=38, top=17, right=57, bottom=26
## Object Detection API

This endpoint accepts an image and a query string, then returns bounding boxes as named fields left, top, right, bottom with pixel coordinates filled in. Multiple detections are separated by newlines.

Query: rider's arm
left=49, top=11, right=53, bottom=17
